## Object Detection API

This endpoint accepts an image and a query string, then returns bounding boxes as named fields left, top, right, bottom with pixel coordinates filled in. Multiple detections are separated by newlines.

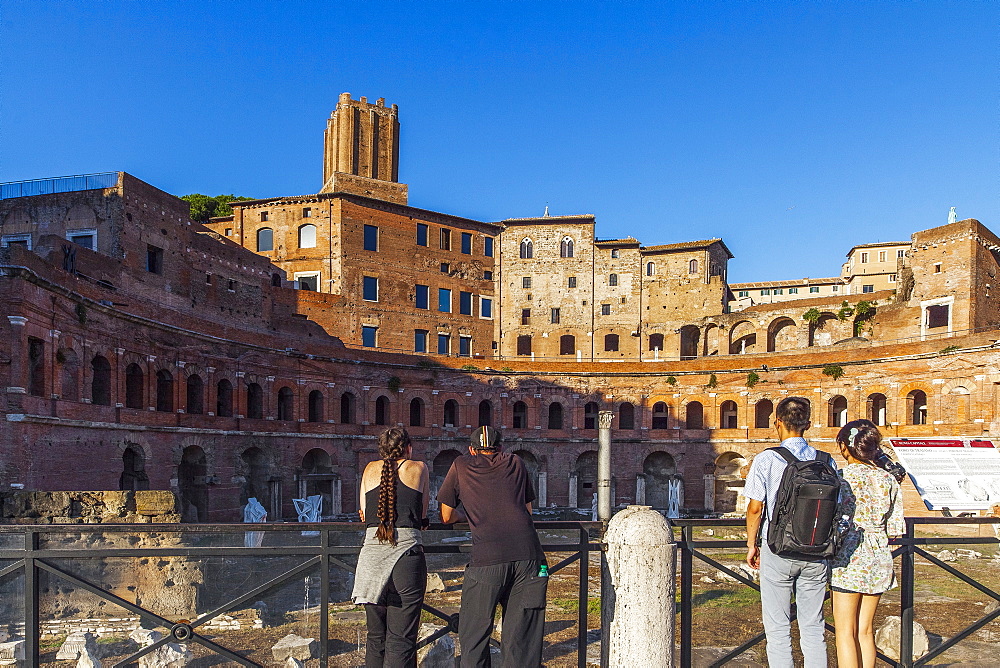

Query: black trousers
left=458, top=559, right=548, bottom=668
left=364, top=549, right=427, bottom=668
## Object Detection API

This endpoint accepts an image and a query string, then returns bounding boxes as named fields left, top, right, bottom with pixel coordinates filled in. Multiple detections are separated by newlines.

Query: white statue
left=666, top=478, right=683, bottom=519
left=244, top=497, right=267, bottom=548
left=294, top=495, right=323, bottom=522
left=590, top=492, right=598, bottom=521
left=948, top=207, right=957, bottom=224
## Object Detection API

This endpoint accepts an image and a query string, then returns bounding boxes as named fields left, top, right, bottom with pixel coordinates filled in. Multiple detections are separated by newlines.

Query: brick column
left=6, top=316, right=28, bottom=394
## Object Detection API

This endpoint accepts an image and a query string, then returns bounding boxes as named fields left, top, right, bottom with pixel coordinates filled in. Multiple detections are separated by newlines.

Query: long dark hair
left=375, top=427, right=411, bottom=545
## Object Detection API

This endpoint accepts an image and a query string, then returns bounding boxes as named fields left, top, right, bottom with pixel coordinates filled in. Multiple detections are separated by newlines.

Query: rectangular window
left=303, top=207, right=312, bottom=218
left=809, top=286, right=820, bottom=293
left=415, top=284, right=429, bottom=309
left=484, top=237, right=494, bottom=257
left=521, top=308, right=530, bottom=325
left=860, top=252, right=869, bottom=263
left=295, top=273, right=318, bottom=291
left=568, top=277, right=577, bottom=288
left=611, top=249, right=619, bottom=258
left=862, top=284, right=874, bottom=293
left=483, top=270, right=493, bottom=280
left=879, top=250, right=887, bottom=262
left=361, top=325, right=377, bottom=347
left=260, top=211, right=269, bottom=222
left=774, top=288, right=783, bottom=295
left=934, top=263, right=942, bottom=273
left=550, top=308, right=560, bottom=324
left=601, top=304, right=611, bottom=316
left=516, top=335, right=532, bottom=356
left=897, top=249, right=905, bottom=258
left=522, top=276, right=531, bottom=289
left=760, top=289, right=770, bottom=296
left=67, top=229, right=97, bottom=250
left=228, top=278, right=237, bottom=292
left=832, top=285, right=840, bottom=292
left=363, top=276, right=378, bottom=301
left=459, top=336, right=472, bottom=357
left=480, top=297, right=493, bottom=318
left=438, top=288, right=451, bottom=312
left=146, top=245, right=163, bottom=274
left=460, top=291, right=473, bottom=315
left=927, top=304, right=949, bottom=328
left=416, top=223, right=428, bottom=246
left=888, top=274, right=897, bottom=283
left=789, top=287, right=798, bottom=294
left=364, top=225, right=378, bottom=251
left=738, top=290, right=749, bottom=298
left=437, top=333, right=451, bottom=354
left=414, top=329, right=428, bottom=353
left=461, top=232, right=472, bottom=254
left=224, top=228, right=233, bottom=236
left=440, top=262, right=450, bottom=274
left=440, top=228, right=451, bottom=250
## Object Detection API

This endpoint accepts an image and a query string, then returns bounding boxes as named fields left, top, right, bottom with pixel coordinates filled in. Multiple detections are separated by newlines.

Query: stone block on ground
left=936, top=549, right=957, bottom=562
left=129, top=629, right=162, bottom=646
left=137, top=642, right=191, bottom=668
left=271, top=634, right=317, bottom=662
left=57, top=632, right=97, bottom=660
left=416, top=623, right=455, bottom=667
left=0, top=640, right=24, bottom=666
left=426, top=572, right=446, bottom=593
left=285, top=658, right=304, bottom=668
left=875, top=615, right=929, bottom=661
left=76, top=643, right=102, bottom=668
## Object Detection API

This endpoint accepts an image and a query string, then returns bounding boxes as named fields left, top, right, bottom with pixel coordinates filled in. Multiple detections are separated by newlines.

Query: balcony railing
left=0, top=173, right=119, bottom=200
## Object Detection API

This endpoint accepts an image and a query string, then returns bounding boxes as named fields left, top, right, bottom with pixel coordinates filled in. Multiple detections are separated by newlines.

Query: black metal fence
left=0, top=522, right=599, bottom=668
left=674, top=516, right=1000, bottom=668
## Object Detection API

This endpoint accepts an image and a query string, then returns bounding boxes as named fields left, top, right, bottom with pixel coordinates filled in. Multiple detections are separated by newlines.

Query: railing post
left=900, top=519, right=915, bottom=668
left=598, top=410, right=613, bottom=667
left=578, top=526, right=589, bottom=668
left=605, top=506, right=676, bottom=667
left=319, top=527, right=330, bottom=668
left=680, top=524, right=693, bottom=668
left=25, top=529, right=38, bottom=668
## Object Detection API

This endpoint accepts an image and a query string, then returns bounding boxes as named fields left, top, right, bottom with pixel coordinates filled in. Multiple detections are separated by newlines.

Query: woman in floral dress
left=831, top=419, right=906, bottom=668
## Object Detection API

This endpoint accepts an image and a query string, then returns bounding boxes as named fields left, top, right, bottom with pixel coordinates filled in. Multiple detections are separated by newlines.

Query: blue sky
left=1, top=1, right=996, bottom=282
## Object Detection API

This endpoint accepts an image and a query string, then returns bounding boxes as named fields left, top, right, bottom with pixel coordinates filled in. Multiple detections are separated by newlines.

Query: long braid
left=375, top=427, right=410, bottom=545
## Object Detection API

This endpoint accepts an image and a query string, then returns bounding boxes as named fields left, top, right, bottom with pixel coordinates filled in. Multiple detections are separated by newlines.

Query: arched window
left=560, top=237, right=574, bottom=258
left=604, top=334, right=619, bottom=352
left=256, top=228, right=274, bottom=252
left=755, top=399, right=773, bottom=429
left=186, top=374, right=204, bottom=415
left=548, top=402, right=563, bottom=430
left=155, top=370, right=173, bottom=413
left=519, top=238, right=533, bottom=259
left=409, top=398, right=424, bottom=427
left=246, top=383, right=264, bottom=419
left=298, top=224, right=317, bottom=249
left=907, top=390, right=927, bottom=425
left=867, top=393, right=887, bottom=426
left=584, top=402, right=599, bottom=430
left=720, top=400, right=738, bottom=429
left=256, top=398, right=282, bottom=438
left=271, top=273, right=282, bottom=287
left=689, top=259, right=698, bottom=274
left=125, top=363, right=144, bottom=409
left=216, top=379, right=233, bottom=417
left=829, top=395, right=848, bottom=427
left=649, top=333, right=664, bottom=352
left=652, top=402, right=669, bottom=429
left=478, top=400, right=492, bottom=427
left=512, top=401, right=528, bottom=428
left=685, top=401, right=704, bottom=429
left=609, top=274, right=618, bottom=286
left=619, top=402, right=635, bottom=430
left=120, top=447, right=149, bottom=491
left=91, top=355, right=112, bottom=406
left=646, top=262, right=655, bottom=276
left=340, top=392, right=356, bottom=424
left=443, top=399, right=459, bottom=427
left=560, top=334, right=576, bottom=356
left=375, top=396, right=389, bottom=425
left=308, top=390, right=323, bottom=422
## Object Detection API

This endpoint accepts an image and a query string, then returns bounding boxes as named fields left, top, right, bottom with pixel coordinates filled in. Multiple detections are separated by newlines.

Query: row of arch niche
left=297, top=448, right=343, bottom=518
left=569, top=451, right=684, bottom=518
left=428, top=449, right=549, bottom=511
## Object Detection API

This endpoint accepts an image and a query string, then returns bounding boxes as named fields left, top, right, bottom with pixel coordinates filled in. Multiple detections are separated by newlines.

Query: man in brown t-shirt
left=439, top=426, right=547, bottom=668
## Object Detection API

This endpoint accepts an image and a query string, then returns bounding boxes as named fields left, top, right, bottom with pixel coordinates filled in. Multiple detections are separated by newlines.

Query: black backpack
left=765, top=447, right=841, bottom=560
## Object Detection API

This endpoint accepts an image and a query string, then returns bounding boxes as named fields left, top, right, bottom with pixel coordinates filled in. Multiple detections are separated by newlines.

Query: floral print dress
left=831, top=463, right=905, bottom=594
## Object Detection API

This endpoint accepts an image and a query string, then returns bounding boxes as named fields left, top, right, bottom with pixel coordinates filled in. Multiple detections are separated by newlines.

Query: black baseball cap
left=471, top=426, right=501, bottom=451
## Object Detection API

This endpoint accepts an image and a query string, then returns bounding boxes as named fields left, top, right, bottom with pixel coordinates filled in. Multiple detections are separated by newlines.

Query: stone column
left=605, top=506, right=676, bottom=667
left=568, top=472, right=578, bottom=509
left=597, top=410, right=614, bottom=522
left=6, top=316, right=28, bottom=394
left=537, top=471, right=547, bottom=507
left=331, top=478, right=343, bottom=515
left=703, top=474, right=716, bottom=513
left=635, top=475, right=646, bottom=506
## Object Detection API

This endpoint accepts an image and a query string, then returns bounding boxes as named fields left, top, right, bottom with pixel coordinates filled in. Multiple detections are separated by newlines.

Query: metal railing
left=673, top=517, right=1000, bottom=668
left=0, top=172, right=119, bottom=200
left=0, top=521, right=599, bottom=668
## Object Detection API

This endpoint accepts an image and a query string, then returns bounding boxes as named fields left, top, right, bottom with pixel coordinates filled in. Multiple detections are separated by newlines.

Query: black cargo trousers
left=458, top=558, right=548, bottom=668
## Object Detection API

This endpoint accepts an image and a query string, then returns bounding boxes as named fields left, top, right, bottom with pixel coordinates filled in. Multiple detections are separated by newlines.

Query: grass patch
left=552, top=597, right=601, bottom=615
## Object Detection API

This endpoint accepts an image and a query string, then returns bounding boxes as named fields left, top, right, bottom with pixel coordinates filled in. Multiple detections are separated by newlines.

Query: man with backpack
left=745, top=396, right=840, bottom=668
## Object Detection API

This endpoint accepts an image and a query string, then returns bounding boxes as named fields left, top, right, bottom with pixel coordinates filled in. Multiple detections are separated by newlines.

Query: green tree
left=181, top=194, right=254, bottom=222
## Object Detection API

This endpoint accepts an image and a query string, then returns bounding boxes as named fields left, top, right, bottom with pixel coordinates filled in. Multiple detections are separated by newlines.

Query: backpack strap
left=815, top=450, right=833, bottom=466
left=767, top=446, right=798, bottom=464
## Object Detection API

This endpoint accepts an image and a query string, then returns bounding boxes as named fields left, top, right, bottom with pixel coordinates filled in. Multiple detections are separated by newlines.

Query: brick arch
left=941, top=379, right=978, bottom=394
left=298, top=444, right=339, bottom=469
left=897, top=382, right=933, bottom=399
left=115, top=434, right=154, bottom=461
left=509, top=445, right=548, bottom=469
left=766, top=316, right=798, bottom=352
left=728, top=320, right=758, bottom=354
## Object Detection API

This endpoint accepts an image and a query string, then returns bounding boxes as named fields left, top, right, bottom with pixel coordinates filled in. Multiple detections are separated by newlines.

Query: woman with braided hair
left=831, top=419, right=905, bottom=668
left=352, top=427, right=429, bottom=667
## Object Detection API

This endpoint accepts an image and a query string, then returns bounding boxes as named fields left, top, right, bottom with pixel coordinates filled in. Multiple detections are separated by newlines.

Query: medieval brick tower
left=321, top=92, right=407, bottom=204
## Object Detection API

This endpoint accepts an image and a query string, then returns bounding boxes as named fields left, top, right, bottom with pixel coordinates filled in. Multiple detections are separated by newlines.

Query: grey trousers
left=458, top=559, right=548, bottom=668
left=759, top=544, right=829, bottom=668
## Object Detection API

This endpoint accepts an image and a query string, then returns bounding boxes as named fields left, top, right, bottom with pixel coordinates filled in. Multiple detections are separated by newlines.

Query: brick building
left=2, top=94, right=999, bottom=523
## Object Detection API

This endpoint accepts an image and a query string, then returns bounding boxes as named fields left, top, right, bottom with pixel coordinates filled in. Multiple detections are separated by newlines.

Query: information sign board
left=887, top=438, right=1000, bottom=511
